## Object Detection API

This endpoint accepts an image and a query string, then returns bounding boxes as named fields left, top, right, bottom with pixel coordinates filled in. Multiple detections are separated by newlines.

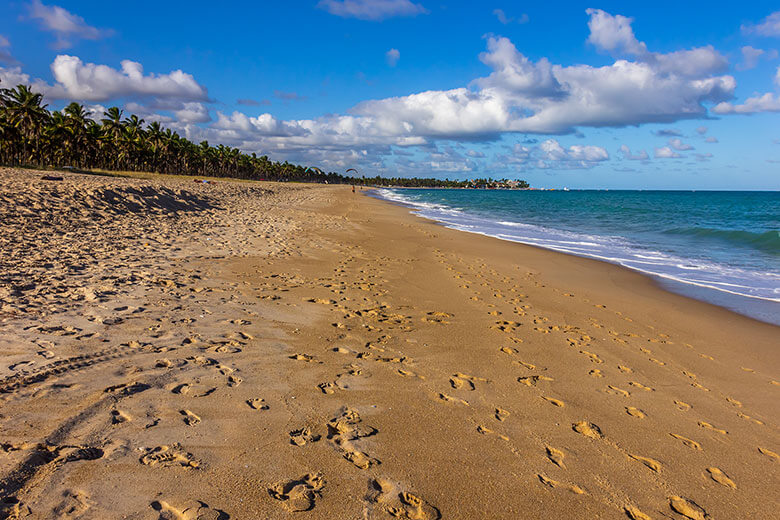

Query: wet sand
left=0, top=167, right=778, bottom=519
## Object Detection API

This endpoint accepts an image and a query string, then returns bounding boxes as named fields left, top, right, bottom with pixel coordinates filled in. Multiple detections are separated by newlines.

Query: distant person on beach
left=352, top=185, right=355, bottom=193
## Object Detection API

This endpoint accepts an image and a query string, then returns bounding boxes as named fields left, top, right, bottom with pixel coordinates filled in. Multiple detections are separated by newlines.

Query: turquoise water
left=375, top=189, right=780, bottom=326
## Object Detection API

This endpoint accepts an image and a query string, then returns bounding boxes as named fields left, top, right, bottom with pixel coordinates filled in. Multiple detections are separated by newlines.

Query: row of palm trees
left=0, top=83, right=329, bottom=182
left=0, top=82, right=524, bottom=188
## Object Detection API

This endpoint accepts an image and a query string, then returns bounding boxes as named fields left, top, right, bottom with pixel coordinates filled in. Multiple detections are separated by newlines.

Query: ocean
left=374, top=188, right=780, bottom=326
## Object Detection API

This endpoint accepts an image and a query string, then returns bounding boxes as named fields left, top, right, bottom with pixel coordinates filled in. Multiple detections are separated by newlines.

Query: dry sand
left=0, top=167, right=777, bottom=519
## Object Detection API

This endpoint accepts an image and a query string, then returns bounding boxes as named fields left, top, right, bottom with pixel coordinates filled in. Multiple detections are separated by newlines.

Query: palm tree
left=1, top=85, right=49, bottom=165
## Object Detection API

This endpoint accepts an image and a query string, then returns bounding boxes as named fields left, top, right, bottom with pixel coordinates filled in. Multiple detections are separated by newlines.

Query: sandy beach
left=0, top=167, right=778, bottom=519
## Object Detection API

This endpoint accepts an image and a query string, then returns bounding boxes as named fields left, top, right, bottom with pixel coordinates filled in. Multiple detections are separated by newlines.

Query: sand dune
left=0, top=168, right=777, bottom=519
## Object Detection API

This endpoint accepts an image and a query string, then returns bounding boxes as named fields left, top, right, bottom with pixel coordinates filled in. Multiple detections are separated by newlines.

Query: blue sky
left=1, top=1, right=779, bottom=189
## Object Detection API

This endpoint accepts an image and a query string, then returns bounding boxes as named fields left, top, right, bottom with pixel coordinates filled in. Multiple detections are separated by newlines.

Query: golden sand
left=0, top=167, right=777, bottom=518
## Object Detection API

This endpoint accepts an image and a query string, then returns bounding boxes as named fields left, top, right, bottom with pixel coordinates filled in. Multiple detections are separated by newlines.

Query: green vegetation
left=0, top=83, right=528, bottom=189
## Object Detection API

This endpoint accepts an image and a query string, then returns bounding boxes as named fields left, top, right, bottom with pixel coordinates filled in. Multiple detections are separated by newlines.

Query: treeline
left=0, top=83, right=526, bottom=188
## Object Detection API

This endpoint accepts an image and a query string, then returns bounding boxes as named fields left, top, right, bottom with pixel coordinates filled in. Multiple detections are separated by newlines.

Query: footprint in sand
left=111, top=409, right=131, bottom=424
left=327, top=408, right=380, bottom=469
left=628, top=381, right=654, bottom=392
left=179, top=410, right=201, bottom=426
left=698, top=421, right=727, bottom=435
left=289, top=353, right=319, bottom=363
left=706, top=467, right=736, bottom=488
left=52, top=490, right=91, bottom=517
left=246, top=398, right=269, bottom=410
left=268, top=473, right=325, bottom=512
left=589, top=369, right=604, bottom=378
left=674, top=400, right=692, bottom=411
left=450, top=372, right=487, bottom=390
left=437, top=393, right=469, bottom=406
left=318, top=382, right=337, bottom=394
left=629, top=454, right=661, bottom=472
left=366, top=478, right=441, bottom=520
left=477, top=425, right=510, bottom=441
left=150, top=500, right=226, bottom=520
left=537, top=474, right=585, bottom=494
left=495, top=408, right=510, bottom=422
left=573, top=421, right=603, bottom=439
left=624, top=505, right=652, bottom=520
left=625, top=407, right=646, bottom=419
left=546, top=446, right=565, bottom=468
left=758, top=447, right=779, bottom=461
left=670, top=434, right=701, bottom=450
left=517, top=375, right=554, bottom=387
left=606, top=385, right=630, bottom=397
left=669, top=496, right=710, bottom=520
left=140, top=444, right=199, bottom=468
left=290, top=427, right=321, bottom=447
left=737, top=412, right=763, bottom=425
left=541, top=396, right=564, bottom=407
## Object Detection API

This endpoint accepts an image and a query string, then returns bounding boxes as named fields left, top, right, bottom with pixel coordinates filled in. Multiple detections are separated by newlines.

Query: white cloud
left=586, top=9, right=727, bottom=78
left=27, top=0, right=112, bottom=49
left=174, top=102, right=211, bottom=123
left=668, top=138, right=693, bottom=151
left=737, top=46, right=765, bottom=70
left=466, top=149, right=486, bottom=158
left=654, top=146, right=681, bottom=158
left=705, top=136, right=718, bottom=143
left=48, top=55, right=208, bottom=101
left=317, top=0, right=427, bottom=21
left=538, top=139, right=608, bottom=162
left=741, top=11, right=780, bottom=37
left=619, top=144, right=649, bottom=160
left=586, top=8, right=647, bottom=56
left=696, top=126, right=708, bottom=135
left=386, top=48, right=400, bottom=67
left=712, top=93, right=780, bottom=114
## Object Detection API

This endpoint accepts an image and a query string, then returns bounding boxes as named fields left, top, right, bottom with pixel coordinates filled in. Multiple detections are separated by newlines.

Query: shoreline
left=1, top=168, right=777, bottom=519
left=370, top=187, right=780, bottom=327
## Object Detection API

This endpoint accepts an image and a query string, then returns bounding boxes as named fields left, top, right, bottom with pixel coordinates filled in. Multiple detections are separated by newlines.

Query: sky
left=1, top=0, right=780, bottom=189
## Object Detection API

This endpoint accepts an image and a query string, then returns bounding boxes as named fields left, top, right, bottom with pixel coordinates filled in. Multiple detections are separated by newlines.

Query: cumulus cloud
left=741, top=11, right=780, bottom=37
left=654, top=146, right=681, bottom=158
left=696, top=126, right=707, bottom=135
left=586, top=9, right=727, bottom=78
left=317, top=0, right=427, bottom=21
left=45, top=55, right=208, bottom=101
left=27, top=0, right=112, bottom=49
left=386, top=48, right=400, bottom=67
left=654, top=128, right=682, bottom=137
left=705, top=136, right=718, bottom=143
left=619, top=144, right=649, bottom=160
left=586, top=8, right=647, bottom=56
left=668, top=138, right=693, bottom=151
